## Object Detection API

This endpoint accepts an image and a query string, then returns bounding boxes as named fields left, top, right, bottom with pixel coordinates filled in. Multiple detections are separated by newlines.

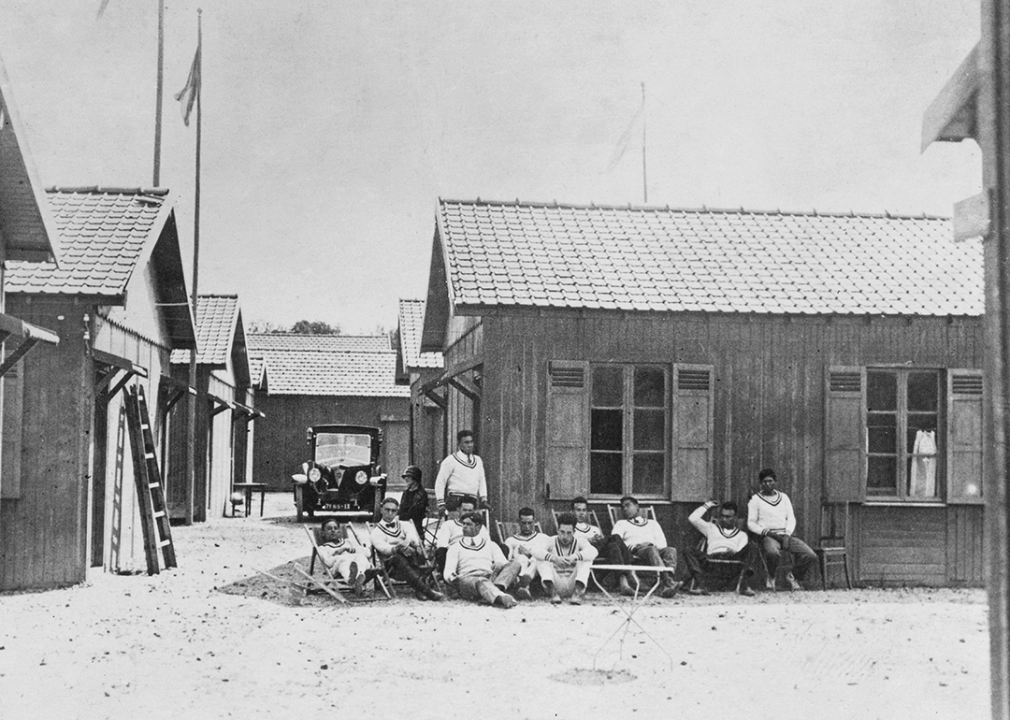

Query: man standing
left=747, top=468, right=816, bottom=591
left=434, top=430, right=489, bottom=515
left=608, top=495, right=681, bottom=598
left=370, top=497, right=444, bottom=601
left=444, top=512, right=520, bottom=608
left=397, top=465, right=429, bottom=539
left=684, top=501, right=758, bottom=597
left=531, top=512, right=598, bottom=604
left=503, top=507, right=552, bottom=600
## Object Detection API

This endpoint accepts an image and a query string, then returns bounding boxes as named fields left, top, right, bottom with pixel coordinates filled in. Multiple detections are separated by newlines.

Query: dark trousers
left=607, top=537, right=678, bottom=587
left=683, top=542, right=759, bottom=591
left=761, top=535, right=817, bottom=581
left=382, top=552, right=433, bottom=594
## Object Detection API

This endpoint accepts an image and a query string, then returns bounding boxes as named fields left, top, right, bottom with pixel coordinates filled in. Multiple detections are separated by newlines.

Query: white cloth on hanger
left=910, top=429, right=937, bottom=497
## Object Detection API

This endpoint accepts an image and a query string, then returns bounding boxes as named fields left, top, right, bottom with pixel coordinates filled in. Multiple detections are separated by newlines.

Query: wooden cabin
left=0, top=56, right=65, bottom=588
left=2, top=187, right=196, bottom=589
left=248, top=333, right=411, bottom=491
left=168, top=294, right=259, bottom=522
left=420, top=198, right=985, bottom=588
left=395, top=299, right=445, bottom=484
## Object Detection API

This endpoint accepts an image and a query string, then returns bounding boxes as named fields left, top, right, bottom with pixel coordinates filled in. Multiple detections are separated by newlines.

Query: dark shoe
left=786, top=573, right=802, bottom=591
left=739, top=586, right=756, bottom=597
left=660, top=580, right=683, bottom=599
left=516, top=586, right=533, bottom=601
left=414, top=589, right=429, bottom=601
left=496, top=593, right=517, bottom=609
left=570, top=585, right=586, bottom=605
left=619, top=576, right=635, bottom=597
left=687, top=585, right=710, bottom=596
left=425, top=588, right=445, bottom=601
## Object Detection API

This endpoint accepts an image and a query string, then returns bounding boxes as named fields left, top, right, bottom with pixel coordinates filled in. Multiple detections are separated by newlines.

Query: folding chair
left=363, top=522, right=440, bottom=598
left=495, top=520, right=543, bottom=544
left=687, top=536, right=747, bottom=594
left=302, top=525, right=389, bottom=602
left=551, top=508, right=603, bottom=533
left=606, top=504, right=657, bottom=526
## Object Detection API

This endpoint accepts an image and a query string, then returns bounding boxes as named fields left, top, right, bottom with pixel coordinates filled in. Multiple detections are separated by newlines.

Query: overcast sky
left=0, top=0, right=984, bottom=332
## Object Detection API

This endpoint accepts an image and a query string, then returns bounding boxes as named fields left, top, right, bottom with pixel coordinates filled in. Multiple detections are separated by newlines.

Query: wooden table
left=232, top=482, right=267, bottom=517
left=588, top=564, right=675, bottom=670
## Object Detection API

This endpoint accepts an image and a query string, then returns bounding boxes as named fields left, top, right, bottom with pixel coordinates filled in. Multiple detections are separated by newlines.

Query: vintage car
left=291, top=424, right=387, bottom=522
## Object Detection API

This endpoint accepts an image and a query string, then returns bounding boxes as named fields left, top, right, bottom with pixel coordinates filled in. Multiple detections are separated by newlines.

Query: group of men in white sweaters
left=316, top=427, right=816, bottom=607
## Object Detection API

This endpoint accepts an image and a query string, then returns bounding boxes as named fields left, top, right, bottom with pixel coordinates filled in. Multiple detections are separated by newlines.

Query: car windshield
left=314, top=433, right=372, bottom=467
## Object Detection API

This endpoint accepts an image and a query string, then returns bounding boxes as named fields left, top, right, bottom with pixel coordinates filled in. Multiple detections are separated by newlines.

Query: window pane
left=867, top=424, right=896, bottom=454
left=907, top=372, right=938, bottom=412
left=633, top=409, right=665, bottom=450
left=590, top=453, right=622, bottom=495
left=867, top=371, right=897, bottom=412
left=867, top=456, right=897, bottom=495
left=634, top=366, right=665, bottom=407
left=591, top=409, right=622, bottom=451
left=632, top=453, right=665, bottom=496
left=593, top=365, right=623, bottom=407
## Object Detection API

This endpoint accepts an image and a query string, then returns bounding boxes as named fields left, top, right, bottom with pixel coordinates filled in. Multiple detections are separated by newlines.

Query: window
left=589, top=364, right=667, bottom=498
left=866, top=369, right=940, bottom=499
left=826, top=366, right=982, bottom=505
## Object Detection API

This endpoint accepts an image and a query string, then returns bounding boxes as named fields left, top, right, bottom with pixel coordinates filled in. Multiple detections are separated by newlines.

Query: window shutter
left=825, top=366, right=865, bottom=502
left=545, top=360, right=589, bottom=500
left=1, top=364, right=23, bottom=499
left=947, top=369, right=984, bottom=504
left=670, top=364, right=714, bottom=501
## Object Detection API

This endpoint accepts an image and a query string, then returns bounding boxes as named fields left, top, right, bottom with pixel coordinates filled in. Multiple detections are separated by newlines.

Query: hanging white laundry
left=910, top=429, right=938, bottom=497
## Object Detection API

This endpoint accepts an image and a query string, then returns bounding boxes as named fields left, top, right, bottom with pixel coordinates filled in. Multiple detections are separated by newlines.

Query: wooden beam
left=448, top=374, right=481, bottom=401
left=207, top=393, right=233, bottom=417
left=922, top=42, right=979, bottom=151
left=953, top=191, right=992, bottom=242
left=163, top=387, right=187, bottom=414
left=422, top=386, right=447, bottom=409
left=0, top=337, right=38, bottom=379
left=107, top=369, right=135, bottom=399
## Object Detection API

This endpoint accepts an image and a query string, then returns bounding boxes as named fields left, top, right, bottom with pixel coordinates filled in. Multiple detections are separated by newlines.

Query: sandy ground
left=0, top=493, right=990, bottom=720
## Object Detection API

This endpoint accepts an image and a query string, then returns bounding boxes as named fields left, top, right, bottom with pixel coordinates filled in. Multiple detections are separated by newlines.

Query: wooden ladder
left=125, top=384, right=177, bottom=574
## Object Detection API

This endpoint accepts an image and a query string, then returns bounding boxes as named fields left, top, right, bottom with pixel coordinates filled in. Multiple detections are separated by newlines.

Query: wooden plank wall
left=207, top=374, right=235, bottom=519
left=250, top=394, right=411, bottom=491
left=473, top=311, right=985, bottom=585
left=93, top=317, right=170, bottom=574
left=0, top=300, right=89, bottom=590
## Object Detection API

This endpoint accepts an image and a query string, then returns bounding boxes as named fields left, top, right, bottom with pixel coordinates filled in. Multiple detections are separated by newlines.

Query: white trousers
left=325, top=551, right=372, bottom=581
left=538, top=560, right=591, bottom=597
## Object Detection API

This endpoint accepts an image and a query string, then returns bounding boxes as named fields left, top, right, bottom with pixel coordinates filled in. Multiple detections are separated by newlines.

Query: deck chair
left=686, top=513, right=748, bottom=594
left=495, top=520, right=544, bottom=545
left=551, top=508, right=603, bottom=534
left=302, top=525, right=390, bottom=601
left=606, top=504, right=657, bottom=526
left=364, top=522, right=441, bottom=598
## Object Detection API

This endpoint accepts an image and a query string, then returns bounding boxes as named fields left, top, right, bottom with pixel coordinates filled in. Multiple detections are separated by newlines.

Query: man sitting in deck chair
left=370, top=497, right=445, bottom=601
left=571, top=496, right=606, bottom=551
left=608, top=495, right=682, bottom=598
left=433, top=495, right=490, bottom=574
left=444, top=512, right=520, bottom=609
left=317, top=520, right=374, bottom=597
left=502, top=507, right=552, bottom=600
left=530, top=512, right=597, bottom=605
left=684, top=501, right=758, bottom=597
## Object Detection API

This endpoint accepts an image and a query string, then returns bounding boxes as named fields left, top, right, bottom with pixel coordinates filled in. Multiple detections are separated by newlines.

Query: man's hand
left=479, top=499, right=492, bottom=512
left=517, top=545, right=532, bottom=558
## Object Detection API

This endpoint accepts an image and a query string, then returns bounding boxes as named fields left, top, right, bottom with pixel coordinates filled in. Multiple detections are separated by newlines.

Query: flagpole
left=641, top=81, right=648, bottom=204
left=153, top=0, right=165, bottom=185
left=185, top=8, right=202, bottom=526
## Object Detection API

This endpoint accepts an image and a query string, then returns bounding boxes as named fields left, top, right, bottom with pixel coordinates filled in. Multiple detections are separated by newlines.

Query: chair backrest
left=820, top=503, right=850, bottom=545
left=606, top=504, right=657, bottom=527
left=495, top=520, right=544, bottom=543
left=551, top=508, right=602, bottom=533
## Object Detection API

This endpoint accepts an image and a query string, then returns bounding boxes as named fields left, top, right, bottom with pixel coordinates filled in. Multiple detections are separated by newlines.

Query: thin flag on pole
left=174, top=46, right=201, bottom=126
left=96, top=0, right=112, bottom=19
left=606, top=95, right=645, bottom=172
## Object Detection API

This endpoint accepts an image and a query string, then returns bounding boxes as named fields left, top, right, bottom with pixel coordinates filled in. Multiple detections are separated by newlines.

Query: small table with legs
left=588, top=564, right=675, bottom=670
left=232, top=482, right=267, bottom=517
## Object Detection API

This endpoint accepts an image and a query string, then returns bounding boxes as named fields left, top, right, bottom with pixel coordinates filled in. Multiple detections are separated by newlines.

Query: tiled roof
left=435, top=199, right=983, bottom=317
left=398, top=299, right=443, bottom=369
left=171, top=295, right=239, bottom=365
left=6, top=188, right=173, bottom=295
left=249, top=348, right=409, bottom=397
left=246, top=333, right=391, bottom=353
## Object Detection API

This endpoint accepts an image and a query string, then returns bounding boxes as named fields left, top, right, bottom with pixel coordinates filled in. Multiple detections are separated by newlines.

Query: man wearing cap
left=370, top=497, right=444, bottom=601
left=398, top=465, right=429, bottom=539
left=434, top=430, right=489, bottom=516
left=443, top=511, right=519, bottom=608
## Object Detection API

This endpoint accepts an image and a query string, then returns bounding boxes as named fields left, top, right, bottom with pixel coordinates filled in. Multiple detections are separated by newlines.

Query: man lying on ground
left=529, top=512, right=597, bottom=605
left=684, top=500, right=758, bottom=597
left=608, top=495, right=682, bottom=598
left=318, top=520, right=373, bottom=597
left=443, top=511, right=520, bottom=608
left=503, top=507, right=552, bottom=600
left=370, top=497, right=444, bottom=601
